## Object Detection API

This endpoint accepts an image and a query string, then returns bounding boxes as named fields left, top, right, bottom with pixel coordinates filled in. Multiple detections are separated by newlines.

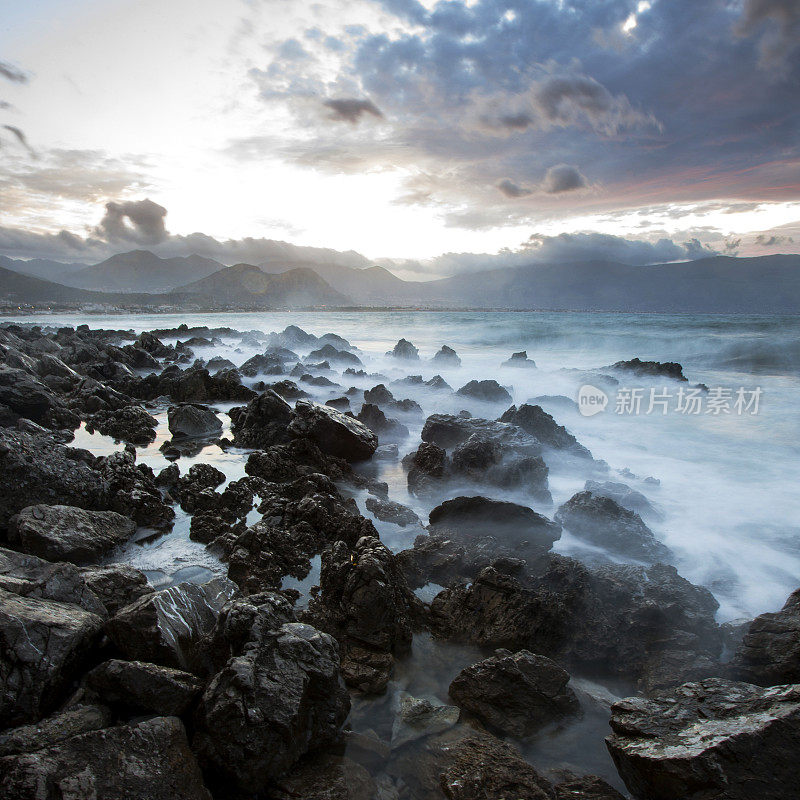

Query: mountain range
left=1, top=248, right=799, bottom=312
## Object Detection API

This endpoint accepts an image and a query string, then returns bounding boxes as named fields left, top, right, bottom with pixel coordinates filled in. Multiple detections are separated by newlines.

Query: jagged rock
left=500, top=404, right=592, bottom=458
left=406, top=441, right=448, bottom=495
left=391, top=695, right=460, bottom=749
left=456, top=379, right=512, bottom=404
left=731, top=587, right=800, bottom=685
left=0, top=588, right=104, bottom=726
left=9, top=505, right=135, bottom=565
left=308, top=344, right=362, bottom=366
left=0, top=429, right=108, bottom=527
left=0, top=366, right=62, bottom=426
left=432, top=345, right=461, bottom=367
left=387, top=338, right=419, bottom=360
left=79, top=563, right=153, bottom=615
left=172, top=463, right=227, bottom=512
left=87, top=659, right=202, bottom=715
left=122, top=364, right=256, bottom=403
left=244, top=438, right=350, bottom=484
left=239, top=353, right=285, bottom=377
left=0, top=704, right=112, bottom=757
left=269, top=379, right=308, bottom=400
left=271, top=753, right=377, bottom=800
left=106, top=578, right=236, bottom=670
left=502, top=350, right=537, bottom=368
left=356, top=403, right=409, bottom=441
left=421, top=412, right=541, bottom=453
left=607, top=358, right=688, bottom=381
left=167, top=403, right=222, bottom=439
left=193, top=622, right=350, bottom=792
left=449, top=649, right=579, bottom=736
left=205, top=356, right=236, bottom=373
left=584, top=480, right=661, bottom=519
left=606, top=679, right=800, bottom=800
left=426, top=374, right=453, bottom=392
left=555, top=491, right=671, bottom=563
left=136, top=330, right=172, bottom=357
left=229, top=389, right=293, bottom=448
left=326, top=396, right=351, bottom=410
left=364, top=384, right=395, bottom=405
left=87, top=404, right=158, bottom=445
left=365, top=497, right=421, bottom=527
left=0, top=716, right=211, bottom=800
left=290, top=400, right=378, bottom=462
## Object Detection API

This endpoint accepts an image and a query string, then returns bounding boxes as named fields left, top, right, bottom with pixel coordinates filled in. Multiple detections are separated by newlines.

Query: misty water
left=10, top=309, right=800, bottom=789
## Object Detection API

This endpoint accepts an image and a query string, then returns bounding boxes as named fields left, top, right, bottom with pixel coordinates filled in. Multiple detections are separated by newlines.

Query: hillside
left=0, top=255, right=89, bottom=283
left=174, top=263, right=351, bottom=307
left=0, top=265, right=108, bottom=304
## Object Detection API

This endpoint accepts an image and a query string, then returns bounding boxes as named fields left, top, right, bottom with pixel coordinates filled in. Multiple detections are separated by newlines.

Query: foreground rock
left=229, top=389, right=293, bottom=448
left=449, top=649, right=579, bottom=737
left=9, top=505, right=135, bottom=565
left=167, top=403, right=223, bottom=439
left=731, top=587, right=800, bottom=685
left=606, top=679, right=800, bottom=800
left=270, top=753, right=377, bottom=800
left=555, top=491, right=671, bottom=563
left=87, top=404, right=158, bottom=445
left=0, top=716, right=211, bottom=800
left=289, top=400, right=378, bottom=461
left=500, top=403, right=592, bottom=459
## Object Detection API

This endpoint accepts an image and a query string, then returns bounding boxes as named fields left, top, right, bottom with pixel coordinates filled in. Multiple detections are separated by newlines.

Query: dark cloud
left=541, top=164, right=588, bottom=194
left=734, top=0, right=800, bottom=70
left=497, top=178, right=531, bottom=198
left=322, top=97, right=383, bottom=123
left=1, top=124, right=35, bottom=156
left=0, top=61, right=28, bottom=84
left=755, top=233, right=794, bottom=246
left=95, top=199, right=168, bottom=245
left=278, top=38, right=310, bottom=61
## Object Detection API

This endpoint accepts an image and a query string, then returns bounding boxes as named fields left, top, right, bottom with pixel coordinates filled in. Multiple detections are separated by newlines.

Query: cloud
left=1, top=125, right=35, bottom=156
left=497, top=178, right=531, bottom=198
left=322, top=97, right=383, bottom=123
left=541, top=164, right=588, bottom=194
left=0, top=61, right=28, bottom=84
left=95, top=199, right=168, bottom=244
left=734, top=0, right=800, bottom=70
left=755, top=233, right=794, bottom=246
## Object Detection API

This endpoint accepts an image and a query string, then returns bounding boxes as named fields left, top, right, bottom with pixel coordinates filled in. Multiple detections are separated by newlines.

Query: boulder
left=0, top=716, right=211, bottom=800
left=456, top=379, right=512, bottom=404
left=555, top=491, right=671, bottom=563
left=271, top=753, right=377, bottom=800
left=0, top=588, right=104, bottom=726
left=606, top=679, right=800, bottom=800
left=307, top=344, right=362, bottom=366
left=356, top=403, right=409, bottom=441
left=391, top=695, right=460, bottom=749
left=239, top=353, right=285, bottom=376
left=364, top=383, right=395, bottom=405
left=106, top=578, right=236, bottom=670
left=584, top=480, right=661, bottom=520
left=608, top=357, right=687, bottom=381
left=387, top=338, right=419, bottom=360
left=269, top=379, right=308, bottom=400
left=9, top=505, right=136, bottom=565
left=421, top=412, right=541, bottom=453
left=500, top=404, right=592, bottom=458
left=193, top=622, right=350, bottom=792
left=502, top=350, right=537, bottom=368
left=289, top=401, right=378, bottom=462
left=79, top=563, right=154, bottom=615
left=449, top=649, right=579, bottom=737
left=229, top=389, right=293, bottom=448
left=731, top=587, right=800, bottom=685
left=554, top=776, right=626, bottom=799
left=87, top=659, right=202, bottom=716
left=87, top=404, right=158, bottom=445
left=406, top=441, right=448, bottom=495
left=167, top=403, right=223, bottom=439
left=365, top=496, right=421, bottom=527
left=432, top=345, right=461, bottom=367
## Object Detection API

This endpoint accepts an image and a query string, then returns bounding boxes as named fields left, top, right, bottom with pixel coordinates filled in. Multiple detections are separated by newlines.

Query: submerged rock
left=456, top=379, right=512, bottom=404
left=502, top=350, right=537, bottom=368
left=607, top=357, right=688, bottom=381
left=289, top=400, right=378, bottom=461
left=606, top=679, right=800, bottom=800
left=391, top=695, right=460, bottom=748
left=365, top=496, right=421, bottom=527
left=9, top=505, right=135, bottom=565
left=167, top=403, right=222, bottom=439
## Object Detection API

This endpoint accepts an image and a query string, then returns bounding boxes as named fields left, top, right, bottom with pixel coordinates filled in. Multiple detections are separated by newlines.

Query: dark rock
left=387, top=338, right=419, bottom=360
left=421, top=412, right=541, bottom=453
left=121, top=364, right=256, bottom=403
left=606, top=679, right=800, bottom=800
left=0, top=716, right=211, bottom=800
left=356, top=403, right=409, bottom=441
left=289, top=401, right=378, bottom=462
left=456, top=379, right=512, bottom=404
left=432, top=345, right=461, bottom=367
left=584, top=480, right=660, bottom=519
left=300, top=372, right=338, bottom=387
left=229, top=389, right=293, bottom=448
left=608, top=358, right=688, bottom=381
left=136, top=331, right=172, bottom=357
left=326, top=396, right=351, bottom=410
left=9, top=505, right=135, bottom=565
left=239, top=353, right=285, bottom=377
left=271, top=753, right=377, bottom=800
left=731, top=587, right=800, bottom=685
left=554, top=776, right=626, bottom=800
left=87, top=404, right=158, bottom=445
left=79, top=563, right=153, bottom=615
left=172, top=463, right=226, bottom=512
left=502, top=350, right=537, bottom=368
left=0, top=588, right=103, bottom=726
left=555, top=491, right=671, bottom=563
left=426, top=374, right=453, bottom=392
left=269, top=379, right=309, bottom=400
left=406, top=441, right=449, bottom=495
left=0, top=366, right=61, bottom=426
left=87, top=658, right=202, bottom=716
left=500, top=404, right=592, bottom=458
left=364, top=383, right=395, bottom=405
left=106, top=578, right=236, bottom=670
left=365, top=496, right=421, bottom=527
left=449, top=649, right=579, bottom=737
left=391, top=694, right=460, bottom=748
left=205, top=356, right=236, bottom=373
left=167, top=403, right=222, bottom=439
left=307, top=344, right=362, bottom=366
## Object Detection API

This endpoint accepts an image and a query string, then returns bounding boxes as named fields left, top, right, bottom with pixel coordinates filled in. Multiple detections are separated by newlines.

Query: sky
left=0, top=0, right=798, bottom=277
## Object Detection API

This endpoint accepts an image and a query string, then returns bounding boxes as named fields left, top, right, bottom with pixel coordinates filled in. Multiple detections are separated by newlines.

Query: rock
left=172, top=463, right=226, bottom=512
left=449, top=649, right=579, bottom=737
left=553, top=776, right=626, bottom=799
left=87, top=404, right=158, bottom=445
left=426, top=374, right=453, bottom=392
left=106, top=578, right=236, bottom=670
left=584, top=480, right=661, bottom=519
left=429, top=496, right=561, bottom=552
left=167, top=403, right=222, bottom=439
left=0, top=588, right=104, bottom=726
left=193, top=622, right=350, bottom=792
left=555, top=491, right=671, bottom=563
left=0, top=704, right=112, bottom=757
left=79, top=563, right=153, bottom=615
left=136, top=330, right=172, bottom=357
left=432, top=345, right=461, bottom=367
left=205, top=356, right=236, bottom=373
left=731, top=587, right=800, bottom=685
left=375, top=443, right=399, bottom=459
left=290, top=400, right=378, bottom=462
left=607, top=357, right=688, bottom=381
left=0, top=428, right=108, bottom=527
left=406, top=441, right=449, bottom=494
left=87, top=659, right=202, bottom=716
left=387, top=338, right=419, bottom=360
left=500, top=404, right=592, bottom=458
left=502, top=350, right=537, bottom=368
left=9, top=505, right=136, bottom=565
left=229, top=389, right=293, bottom=448
left=0, top=366, right=61, bottom=426
left=356, top=403, right=409, bottom=441
left=326, top=396, right=351, bottom=410
left=391, top=695, right=460, bottom=749
left=606, top=679, right=800, bottom=800
left=239, top=352, right=285, bottom=376
left=122, top=364, right=256, bottom=404
left=456, top=379, right=513, bottom=404
left=0, top=716, right=211, bottom=800
left=364, top=384, right=395, bottom=405
left=421, top=412, right=540, bottom=453
left=365, top=497, right=421, bottom=527
left=269, top=379, right=309, bottom=400
left=271, top=753, right=377, bottom=800
left=308, top=344, right=362, bottom=366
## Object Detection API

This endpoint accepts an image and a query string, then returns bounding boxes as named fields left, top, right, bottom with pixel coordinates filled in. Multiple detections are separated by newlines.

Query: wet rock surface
left=290, top=400, right=378, bottom=461
left=167, top=403, right=223, bottom=439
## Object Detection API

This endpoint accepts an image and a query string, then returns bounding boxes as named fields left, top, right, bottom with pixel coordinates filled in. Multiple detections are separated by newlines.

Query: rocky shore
left=0, top=320, right=797, bottom=799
